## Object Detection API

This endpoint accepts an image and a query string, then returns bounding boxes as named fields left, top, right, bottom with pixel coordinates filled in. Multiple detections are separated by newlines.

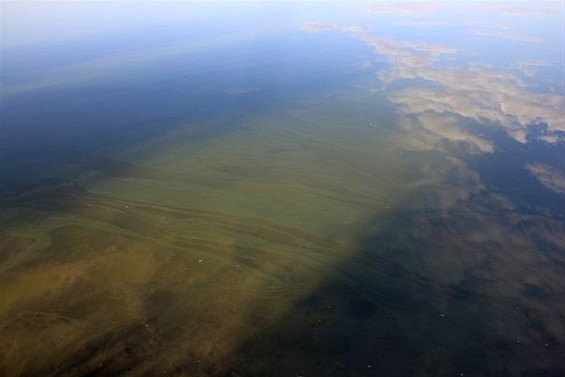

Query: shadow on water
left=224, top=205, right=565, bottom=376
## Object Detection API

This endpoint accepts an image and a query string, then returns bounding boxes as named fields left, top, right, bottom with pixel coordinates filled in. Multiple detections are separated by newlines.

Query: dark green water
left=1, top=2, right=564, bottom=376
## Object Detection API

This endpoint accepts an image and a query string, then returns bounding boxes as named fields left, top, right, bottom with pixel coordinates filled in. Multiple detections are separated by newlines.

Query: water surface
left=1, top=2, right=564, bottom=376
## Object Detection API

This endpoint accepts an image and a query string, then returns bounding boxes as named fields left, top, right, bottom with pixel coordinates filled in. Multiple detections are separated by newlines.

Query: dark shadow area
left=222, top=204, right=565, bottom=377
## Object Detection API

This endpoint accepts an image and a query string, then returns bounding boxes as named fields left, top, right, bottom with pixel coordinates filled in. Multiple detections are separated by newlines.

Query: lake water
left=1, top=2, right=564, bottom=376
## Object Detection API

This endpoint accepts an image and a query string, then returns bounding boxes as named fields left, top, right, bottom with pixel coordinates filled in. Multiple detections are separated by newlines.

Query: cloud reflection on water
left=527, top=163, right=565, bottom=195
left=304, top=19, right=564, bottom=148
left=472, top=29, right=542, bottom=43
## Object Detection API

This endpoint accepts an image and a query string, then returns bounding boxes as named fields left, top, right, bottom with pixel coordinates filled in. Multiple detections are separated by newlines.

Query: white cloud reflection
left=303, top=22, right=565, bottom=148
left=518, top=60, right=552, bottom=77
left=495, top=6, right=559, bottom=18
left=472, top=29, right=541, bottom=43
left=401, top=113, right=495, bottom=154
left=527, top=163, right=565, bottom=195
